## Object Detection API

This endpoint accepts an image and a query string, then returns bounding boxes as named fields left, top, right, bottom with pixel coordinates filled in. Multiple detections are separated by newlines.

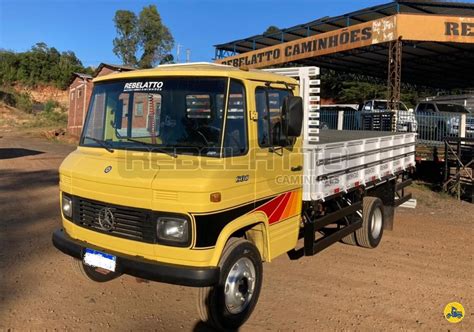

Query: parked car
left=415, top=102, right=473, bottom=138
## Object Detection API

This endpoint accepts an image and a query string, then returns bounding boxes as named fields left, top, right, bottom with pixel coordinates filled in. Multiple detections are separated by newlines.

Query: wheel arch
left=210, top=211, right=270, bottom=266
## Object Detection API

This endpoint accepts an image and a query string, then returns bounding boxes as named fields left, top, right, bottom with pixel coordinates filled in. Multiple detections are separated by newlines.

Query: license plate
left=83, top=248, right=117, bottom=272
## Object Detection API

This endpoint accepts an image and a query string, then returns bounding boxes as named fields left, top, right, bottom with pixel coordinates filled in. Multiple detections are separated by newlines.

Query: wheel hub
left=371, top=207, right=383, bottom=239
left=224, top=257, right=256, bottom=314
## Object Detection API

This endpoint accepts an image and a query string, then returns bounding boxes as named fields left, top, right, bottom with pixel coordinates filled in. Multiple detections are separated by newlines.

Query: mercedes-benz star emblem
left=98, top=207, right=115, bottom=231
left=104, top=165, right=112, bottom=173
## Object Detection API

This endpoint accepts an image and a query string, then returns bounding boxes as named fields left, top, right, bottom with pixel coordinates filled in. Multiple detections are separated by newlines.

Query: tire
left=355, top=197, right=384, bottom=248
left=72, top=258, right=121, bottom=283
left=197, top=238, right=263, bottom=330
left=340, top=214, right=359, bottom=245
left=341, top=232, right=357, bottom=245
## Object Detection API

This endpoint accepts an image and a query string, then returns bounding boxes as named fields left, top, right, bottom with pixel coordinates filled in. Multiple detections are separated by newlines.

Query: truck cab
left=54, top=63, right=304, bottom=328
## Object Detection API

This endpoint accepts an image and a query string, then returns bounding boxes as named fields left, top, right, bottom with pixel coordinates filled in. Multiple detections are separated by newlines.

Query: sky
left=1, top=0, right=397, bottom=67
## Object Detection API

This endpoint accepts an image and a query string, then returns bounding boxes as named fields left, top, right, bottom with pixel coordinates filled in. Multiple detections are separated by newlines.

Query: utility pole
left=176, top=43, right=182, bottom=63
left=186, top=49, right=191, bottom=63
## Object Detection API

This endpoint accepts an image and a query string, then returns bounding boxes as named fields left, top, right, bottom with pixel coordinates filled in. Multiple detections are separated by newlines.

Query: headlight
left=62, top=194, right=73, bottom=219
left=156, top=216, right=190, bottom=246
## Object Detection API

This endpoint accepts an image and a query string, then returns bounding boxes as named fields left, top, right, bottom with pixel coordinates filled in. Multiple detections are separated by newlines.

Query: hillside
left=13, top=84, right=68, bottom=107
left=0, top=85, right=69, bottom=133
left=0, top=102, right=32, bottom=131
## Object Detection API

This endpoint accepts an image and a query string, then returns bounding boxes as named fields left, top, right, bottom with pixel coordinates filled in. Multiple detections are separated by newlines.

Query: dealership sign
left=217, top=15, right=473, bottom=69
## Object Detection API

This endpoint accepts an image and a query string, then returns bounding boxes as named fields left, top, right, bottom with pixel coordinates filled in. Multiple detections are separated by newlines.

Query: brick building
left=67, top=63, right=134, bottom=137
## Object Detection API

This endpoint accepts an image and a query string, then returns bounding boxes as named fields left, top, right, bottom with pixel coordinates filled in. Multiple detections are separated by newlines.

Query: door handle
left=291, top=165, right=302, bottom=172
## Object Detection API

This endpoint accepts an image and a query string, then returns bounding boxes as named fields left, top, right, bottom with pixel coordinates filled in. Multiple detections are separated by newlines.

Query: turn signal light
left=210, top=192, right=221, bottom=202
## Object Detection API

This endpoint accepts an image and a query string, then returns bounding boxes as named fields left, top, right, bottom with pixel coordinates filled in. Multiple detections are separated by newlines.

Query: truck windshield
left=81, top=77, right=232, bottom=156
left=436, top=103, right=468, bottom=113
left=372, top=101, right=409, bottom=111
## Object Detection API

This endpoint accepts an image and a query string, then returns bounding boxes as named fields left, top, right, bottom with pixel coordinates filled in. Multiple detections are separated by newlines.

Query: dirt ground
left=0, top=132, right=472, bottom=331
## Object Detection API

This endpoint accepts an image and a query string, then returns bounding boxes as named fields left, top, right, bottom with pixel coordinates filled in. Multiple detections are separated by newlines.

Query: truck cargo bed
left=303, top=130, right=416, bottom=201
left=317, top=130, right=398, bottom=144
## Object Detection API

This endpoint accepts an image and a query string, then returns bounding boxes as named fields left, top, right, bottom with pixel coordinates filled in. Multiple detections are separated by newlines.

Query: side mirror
left=364, top=105, right=371, bottom=111
left=408, top=108, right=414, bottom=112
left=283, top=96, right=303, bottom=138
left=114, top=100, right=124, bottom=129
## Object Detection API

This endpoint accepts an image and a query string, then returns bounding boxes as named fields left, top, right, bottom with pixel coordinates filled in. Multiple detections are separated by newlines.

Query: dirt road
left=1, top=132, right=472, bottom=331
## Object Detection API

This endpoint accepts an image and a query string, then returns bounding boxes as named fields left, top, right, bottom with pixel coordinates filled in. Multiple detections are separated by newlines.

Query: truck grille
left=72, top=197, right=155, bottom=243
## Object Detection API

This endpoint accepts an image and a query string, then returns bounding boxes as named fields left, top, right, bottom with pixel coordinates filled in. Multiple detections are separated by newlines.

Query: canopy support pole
left=387, top=38, right=402, bottom=132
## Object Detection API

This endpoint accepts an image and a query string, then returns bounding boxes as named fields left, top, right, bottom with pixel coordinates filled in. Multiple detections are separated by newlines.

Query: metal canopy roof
left=214, top=1, right=474, bottom=89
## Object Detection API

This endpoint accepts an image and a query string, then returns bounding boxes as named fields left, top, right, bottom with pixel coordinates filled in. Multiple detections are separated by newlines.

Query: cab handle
left=291, top=165, right=302, bottom=172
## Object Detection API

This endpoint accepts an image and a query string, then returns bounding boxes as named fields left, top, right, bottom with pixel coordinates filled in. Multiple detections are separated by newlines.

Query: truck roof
left=93, top=62, right=298, bottom=85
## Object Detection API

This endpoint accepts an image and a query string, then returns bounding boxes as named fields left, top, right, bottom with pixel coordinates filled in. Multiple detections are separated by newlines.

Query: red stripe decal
left=268, top=192, right=292, bottom=224
left=255, top=194, right=286, bottom=218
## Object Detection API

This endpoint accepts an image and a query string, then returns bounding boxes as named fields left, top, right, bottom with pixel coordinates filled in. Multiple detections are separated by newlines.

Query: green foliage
left=321, top=69, right=436, bottom=106
left=22, top=110, right=68, bottom=128
left=113, top=10, right=139, bottom=66
left=159, top=54, right=175, bottom=65
left=15, top=92, right=33, bottom=113
left=113, top=5, right=174, bottom=69
left=0, top=87, right=33, bottom=112
left=22, top=100, right=67, bottom=128
left=338, top=81, right=387, bottom=103
left=138, top=5, right=174, bottom=68
left=0, top=43, right=87, bottom=89
left=44, top=99, right=60, bottom=113
left=264, top=26, right=280, bottom=35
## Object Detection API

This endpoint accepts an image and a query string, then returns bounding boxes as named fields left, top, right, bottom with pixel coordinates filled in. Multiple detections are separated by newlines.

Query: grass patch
left=21, top=110, right=67, bottom=128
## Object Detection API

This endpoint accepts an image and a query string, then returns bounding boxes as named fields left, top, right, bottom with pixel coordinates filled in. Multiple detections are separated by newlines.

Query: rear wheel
left=341, top=232, right=357, bottom=245
left=197, top=238, right=263, bottom=330
left=340, top=214, right=359, bottom=245
left=355, top=197, right=384, bottom=248
left=72, top=258, right=121, bottom=282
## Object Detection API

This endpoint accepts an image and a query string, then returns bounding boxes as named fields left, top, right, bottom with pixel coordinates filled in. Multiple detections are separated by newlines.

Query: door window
left=255, top=87, right=292, bottom=147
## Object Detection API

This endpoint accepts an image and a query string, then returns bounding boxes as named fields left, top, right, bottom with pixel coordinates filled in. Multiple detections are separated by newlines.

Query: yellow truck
left=53, top=63, right=414, bottom=329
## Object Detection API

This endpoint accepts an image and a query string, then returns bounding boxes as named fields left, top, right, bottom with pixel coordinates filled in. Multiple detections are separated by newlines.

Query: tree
left=159, top=54, right=174, bottom=65
left=112, top=5, right=174, bottom=69
left=137, top=5, right=174, bottom=68
left=264, top=25, right=280, bottom=35
left=0, top=43, right=88, bottom=89
left=113, top=10, right=139, bottom=66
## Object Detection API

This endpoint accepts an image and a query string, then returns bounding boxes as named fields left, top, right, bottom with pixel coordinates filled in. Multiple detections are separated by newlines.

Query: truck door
left=251, top=84, right=303, bottom=258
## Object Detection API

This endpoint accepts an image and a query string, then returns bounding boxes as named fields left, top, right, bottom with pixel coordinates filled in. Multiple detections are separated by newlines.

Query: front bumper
left=52, top=229, right=219, bottom=287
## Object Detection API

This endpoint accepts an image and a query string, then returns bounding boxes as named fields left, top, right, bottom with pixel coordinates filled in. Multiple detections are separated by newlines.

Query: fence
left=319, top=109, right=474, bottom=144
left=416, top=112, right=474, bottom=144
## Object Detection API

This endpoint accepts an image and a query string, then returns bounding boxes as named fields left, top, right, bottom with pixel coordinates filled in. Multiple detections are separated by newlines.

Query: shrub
left=15, top=92, right=33, bottom=113
left=44, top=99, right=60, bottom=113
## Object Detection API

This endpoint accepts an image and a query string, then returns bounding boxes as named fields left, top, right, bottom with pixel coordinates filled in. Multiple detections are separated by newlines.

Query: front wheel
left=197, top=238, right=263, bottom=330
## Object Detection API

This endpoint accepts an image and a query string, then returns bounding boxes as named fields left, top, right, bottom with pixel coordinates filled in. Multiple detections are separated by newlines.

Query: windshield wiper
left=84, top=136, right=114, bottom=153
left=122, top=137, right=177, bottom=158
